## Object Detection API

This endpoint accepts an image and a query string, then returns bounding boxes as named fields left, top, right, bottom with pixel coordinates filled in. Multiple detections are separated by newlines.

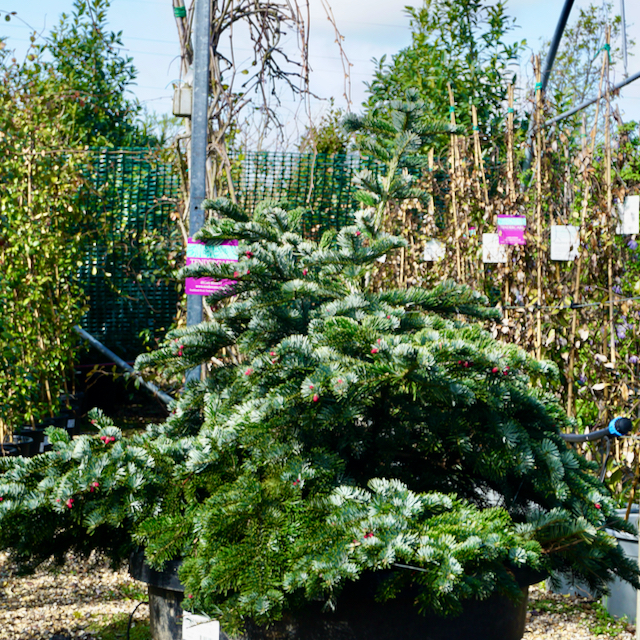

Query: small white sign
left=423, top=239, right=445, bottom=262
left=183, top=613, right=219, bottom=640
left=173, top=84, right=192, bottom=117
left=482, top=233, right=507, bottom=263
left=550, top=225, right=580, bottom=261
left=616, top=195, right=640, bottom=235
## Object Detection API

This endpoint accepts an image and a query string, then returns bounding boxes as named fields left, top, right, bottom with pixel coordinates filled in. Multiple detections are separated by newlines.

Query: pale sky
left=0, top=0, right=638, bottom=137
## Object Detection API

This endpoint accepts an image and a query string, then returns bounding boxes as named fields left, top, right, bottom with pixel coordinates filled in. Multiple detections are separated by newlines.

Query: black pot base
left=228, top=586, right=529, bottom=640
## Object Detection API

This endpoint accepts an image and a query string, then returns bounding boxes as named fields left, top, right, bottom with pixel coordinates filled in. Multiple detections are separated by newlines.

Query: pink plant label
left=185, top=238, right=239, bottom=295
left=497, top=215, right=526, bottom=245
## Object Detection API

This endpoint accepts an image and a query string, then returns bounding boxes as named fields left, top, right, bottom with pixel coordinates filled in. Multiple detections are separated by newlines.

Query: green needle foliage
left=343, top=88, right=453, bottom=226
left=0, top=97, right=638, bottom=634
left=0, top=197, right=637, bottom=632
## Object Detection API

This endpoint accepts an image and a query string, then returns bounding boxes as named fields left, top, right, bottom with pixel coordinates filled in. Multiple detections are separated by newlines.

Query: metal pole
left=73, top=326, right=174, bottom=406
left=620, top=0, right=628, bottom=79
left=523, top=0, right=575, bottom=171
left=544, top=68, right=640, bottom=128
left=186, top=0, right=211, bottom=383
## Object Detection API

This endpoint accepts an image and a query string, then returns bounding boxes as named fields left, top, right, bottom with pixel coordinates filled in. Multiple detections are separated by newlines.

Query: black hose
left=560, top=417, right=633, bottom=443
left=126, top=601, right=149, bottom=640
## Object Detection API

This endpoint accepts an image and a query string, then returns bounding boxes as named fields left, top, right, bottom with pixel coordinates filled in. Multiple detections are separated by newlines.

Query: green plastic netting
left=80, top=150, right=380, bottom=359
left=79, top=149, right=181, bottom=360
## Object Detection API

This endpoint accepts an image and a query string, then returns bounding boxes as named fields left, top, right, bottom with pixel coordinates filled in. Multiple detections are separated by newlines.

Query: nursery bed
left=0, top=552, right=633, bottom=640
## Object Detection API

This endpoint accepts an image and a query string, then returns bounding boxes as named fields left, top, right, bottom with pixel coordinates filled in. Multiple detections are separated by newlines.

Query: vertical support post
left=604, top=27, right=615, bottom=371
left=186, top=0, right=211, bottom=383
left=620, top=0, right=628, bottom=79
left=447, top=83, right=463, bottom=282
left=534, top=59, right=544, bottom=361
left=523, top=0, right=575, bottom=172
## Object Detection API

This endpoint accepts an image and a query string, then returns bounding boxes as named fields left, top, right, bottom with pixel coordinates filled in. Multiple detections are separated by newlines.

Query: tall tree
left=47, top=0, right=149, bottom=147
left=364, top=0, right=523, bottom=149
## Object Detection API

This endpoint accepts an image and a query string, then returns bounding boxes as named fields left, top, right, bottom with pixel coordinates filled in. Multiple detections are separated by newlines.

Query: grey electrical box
left=172, top=84, right=192, bottom=117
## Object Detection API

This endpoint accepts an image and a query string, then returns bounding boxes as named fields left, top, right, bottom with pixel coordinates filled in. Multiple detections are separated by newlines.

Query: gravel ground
left=0, top=552, right=635, bottom=639
left=524, top=584, right=635, bottom=640
left=0, top=552, right=147, bottom=640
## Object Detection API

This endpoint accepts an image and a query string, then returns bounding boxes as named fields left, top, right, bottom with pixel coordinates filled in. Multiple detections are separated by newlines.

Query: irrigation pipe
left=73, top=325, right=174, bottom=406
left=544, top=68, right=640, bottom=128
left=502, top=293, right=640, bottom=312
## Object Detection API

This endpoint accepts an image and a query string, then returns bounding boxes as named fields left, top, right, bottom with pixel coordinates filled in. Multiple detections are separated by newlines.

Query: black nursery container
left=229, top=569, right=542, bottom=640
left=129, top=549, right=542, bottom=640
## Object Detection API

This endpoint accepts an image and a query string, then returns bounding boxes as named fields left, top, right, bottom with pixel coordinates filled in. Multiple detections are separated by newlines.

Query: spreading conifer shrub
left=0, top=198, right=638, bottom=633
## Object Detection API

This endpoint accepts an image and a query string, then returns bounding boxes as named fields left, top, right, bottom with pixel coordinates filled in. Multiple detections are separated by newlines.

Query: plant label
left=173, top=84, right=192, bottom=117
left=423, top=239, right=445, bottom=261
left=616, top=195, right=640, bottom=235
left=482, top=233, right=507, bottom=263
left=550, top=225, right=580, bottom=261
left=185, top=238, right=239, bottom=295
left=497, top=215, right=526, bottom=245
left=183, top=613, right=220, bottom=640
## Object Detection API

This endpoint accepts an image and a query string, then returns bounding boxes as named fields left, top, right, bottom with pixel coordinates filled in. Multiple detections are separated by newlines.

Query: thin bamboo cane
left=428, top=148, right=435, bottom=223
left=399, top=204, right=407, bottom=288
left=447, top=83, right=463, bottom=281
left=604, top=27, right=616, bottom=370
left=506, top=85, right=516, bottom=205
left=471, top=105, right=489, bottom=209
left=503, top=90, right=517, bottom=318
left=566, top=62, right=607, bottom=417
left=25, top=151, right=54, bottom=414
left=534, top=59, right=544, bottom=360
left=603, top=27, right=617, bottom=445
left=470, top=105, right=490, bottom=288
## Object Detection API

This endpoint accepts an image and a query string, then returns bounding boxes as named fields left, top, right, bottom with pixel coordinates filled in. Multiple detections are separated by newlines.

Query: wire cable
left=126, top=601, right=149, bottom=640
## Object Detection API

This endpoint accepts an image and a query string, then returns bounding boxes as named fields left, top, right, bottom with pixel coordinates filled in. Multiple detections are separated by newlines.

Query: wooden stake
left=399, top=204, right=407, bottom=288
left=534, top=59, right=544, bottom=360
left=504, top=89, right=516, bottom=318
left=471, top=105, right=489, bottom=209
left=506, top=85, right=516, bottom=206
left=604, top=27, right=616, bottom=369
left=26, top=151, right=54, bottom=416
left=566, top=64, right=607, bottom=417
left=447, top=83, right=463, bottom=281
left=428, top=148, right=435, bottom=222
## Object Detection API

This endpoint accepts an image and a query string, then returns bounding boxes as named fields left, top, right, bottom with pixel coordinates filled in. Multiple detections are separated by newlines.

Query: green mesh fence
left=78, top=149, right=181, bottom=360
left=79, top=150, right=378, bottom=359
left=234, top=151, right=380, bottom=240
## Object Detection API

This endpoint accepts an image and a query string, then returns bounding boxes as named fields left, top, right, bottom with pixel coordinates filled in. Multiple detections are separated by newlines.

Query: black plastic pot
left=3, top=435, right=34, bottom=457
left=18, top=417, right=76, bottom=455
left=0, top=443, right=19, bottom=457
left=42, top=415, right=77, bottom=435
left=130, top=550, right=543, bottom=640
left=229, top=569, right=543, bottom=640
left=18, top=426, right=48, bottom=455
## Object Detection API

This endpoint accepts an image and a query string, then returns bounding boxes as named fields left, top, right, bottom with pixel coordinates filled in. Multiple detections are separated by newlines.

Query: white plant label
left=616, top=195, right=640, bottom=235
left=482, top=233, right=507, bottom=263
left=183, top=613, right=220, bottom=640
left=423, top=239, right=445, bottom=262
left=550, top=225, right=580, bottom=261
